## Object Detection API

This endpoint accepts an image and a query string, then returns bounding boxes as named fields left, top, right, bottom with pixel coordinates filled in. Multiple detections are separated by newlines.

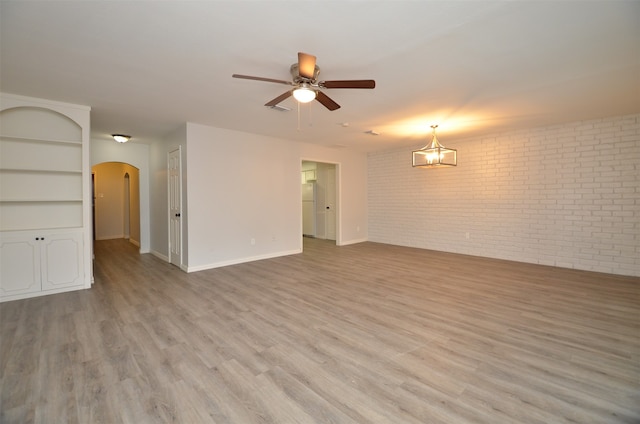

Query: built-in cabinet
left=0, top=230, right=85, bottom=297
left=0, top=93, right=92, bottom=302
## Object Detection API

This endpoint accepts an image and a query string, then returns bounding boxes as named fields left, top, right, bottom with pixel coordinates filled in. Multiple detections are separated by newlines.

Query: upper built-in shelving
left=0, top=98, right=86, bottom=233
left=0, top=135, right=82, bottom=145
left=0, top=168, right=83, bottom=174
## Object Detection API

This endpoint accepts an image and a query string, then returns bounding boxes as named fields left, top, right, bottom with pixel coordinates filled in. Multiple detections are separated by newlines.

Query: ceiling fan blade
left=321, top=80, right=376, bottom=89
left=232, top=74, right=293, bottom=86
left=315, top=91, right=341, bottom=111
left=298, top=52, right=317, bottom=79
left=265, top=91, right=293, bottom=107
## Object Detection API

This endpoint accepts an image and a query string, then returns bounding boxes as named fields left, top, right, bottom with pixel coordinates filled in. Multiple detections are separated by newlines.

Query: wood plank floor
left=1, top=238, right=639, bottom=423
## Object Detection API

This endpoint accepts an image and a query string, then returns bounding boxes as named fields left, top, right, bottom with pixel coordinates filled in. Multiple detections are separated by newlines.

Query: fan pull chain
left=296, top=102, right=314, bottom=131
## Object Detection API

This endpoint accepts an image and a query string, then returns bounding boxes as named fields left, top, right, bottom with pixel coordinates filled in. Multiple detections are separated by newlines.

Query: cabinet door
left=0, top=235, right=41, bottom=297
left=40, top=232, right=84, bottom=291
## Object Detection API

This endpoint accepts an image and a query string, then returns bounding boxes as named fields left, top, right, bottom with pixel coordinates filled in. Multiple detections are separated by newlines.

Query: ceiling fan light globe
left=293, top=87, right=316, bottom=103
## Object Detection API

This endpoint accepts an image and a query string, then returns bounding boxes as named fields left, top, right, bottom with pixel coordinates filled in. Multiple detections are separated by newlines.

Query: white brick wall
left=368, top=114, right=640, bottom=277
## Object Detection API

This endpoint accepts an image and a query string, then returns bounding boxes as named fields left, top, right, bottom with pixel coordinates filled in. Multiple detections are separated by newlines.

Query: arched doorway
left=92, top=162, right=141, bottom=249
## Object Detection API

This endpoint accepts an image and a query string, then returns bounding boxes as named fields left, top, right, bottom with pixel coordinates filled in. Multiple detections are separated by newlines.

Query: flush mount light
left=112, top=134, right=131, bottom=143
left=412, top=125, right=457, bottom=168
left=292, top=84, right=317, bottom=103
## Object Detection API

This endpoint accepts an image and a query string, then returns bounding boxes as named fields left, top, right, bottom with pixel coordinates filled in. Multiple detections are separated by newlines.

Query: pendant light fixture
left=412, top=125, right=457, bottom=167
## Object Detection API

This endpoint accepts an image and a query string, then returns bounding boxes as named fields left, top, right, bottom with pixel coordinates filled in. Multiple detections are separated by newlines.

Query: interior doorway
left=301, top=161, right=338, bottom=244
left=92, top=162, right=141, bottom=249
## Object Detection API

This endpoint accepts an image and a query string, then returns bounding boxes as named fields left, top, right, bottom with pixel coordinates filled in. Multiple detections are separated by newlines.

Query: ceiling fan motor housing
left=291, top=64, right=320, bottom=83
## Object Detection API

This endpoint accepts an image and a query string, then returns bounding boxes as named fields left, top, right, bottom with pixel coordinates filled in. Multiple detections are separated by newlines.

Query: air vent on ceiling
left=267, top=104, right=291, bottom=112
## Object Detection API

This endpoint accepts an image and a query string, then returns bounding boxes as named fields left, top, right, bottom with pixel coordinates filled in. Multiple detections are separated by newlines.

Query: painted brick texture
left=368, top=114, right=640, bottom=277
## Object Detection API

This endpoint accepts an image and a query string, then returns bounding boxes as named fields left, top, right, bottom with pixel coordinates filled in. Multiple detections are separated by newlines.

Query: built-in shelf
left=0, top=199, right=83, bottom=203
left=0, top=168, right=83, bottom=175
left=2, top=225, right=83, bottom=232
left=0, top=135, right=83, bottom=145
left=1, top=92, right=92, bottom=301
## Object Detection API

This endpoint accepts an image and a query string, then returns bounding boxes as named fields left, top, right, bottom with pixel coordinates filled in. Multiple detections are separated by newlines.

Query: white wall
left=185, top=123, right=300, bottom=271
left=183, top=123, right=368, bottom=272
left=368, top=114, right=640, bottom=277
left=91, top=138, right=151, bottom=253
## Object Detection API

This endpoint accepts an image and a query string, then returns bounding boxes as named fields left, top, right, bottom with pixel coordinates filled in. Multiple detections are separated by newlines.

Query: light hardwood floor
left=1, top=238, right=639, bottom=423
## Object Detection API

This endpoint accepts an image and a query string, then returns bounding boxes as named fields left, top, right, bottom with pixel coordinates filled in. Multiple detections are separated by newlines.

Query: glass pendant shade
left=292, top=85, right=316, bottom=103
left=412, top=125, right=457, bottom=167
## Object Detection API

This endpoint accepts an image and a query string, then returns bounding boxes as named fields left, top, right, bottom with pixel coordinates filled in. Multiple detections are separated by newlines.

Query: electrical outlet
left=250, top=238, right=255, bottom=245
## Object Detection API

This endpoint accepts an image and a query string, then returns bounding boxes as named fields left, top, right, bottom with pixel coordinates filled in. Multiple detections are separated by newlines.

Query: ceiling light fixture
left=112, top=134, right=131, bottom=143
left=292, top=84, right=317, bottom=103
left=412, top=125, right=457, bottom=168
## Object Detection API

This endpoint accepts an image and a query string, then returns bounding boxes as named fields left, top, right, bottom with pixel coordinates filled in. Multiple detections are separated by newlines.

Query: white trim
left=95, top=235, right=125, bottom=241
left=338, top=237, right=368, bottom=246
left=150, top=250, right=169, bottom=262
left=0, top=284, right=89, bottom=303
left=186, top=249, right=301, bottom=273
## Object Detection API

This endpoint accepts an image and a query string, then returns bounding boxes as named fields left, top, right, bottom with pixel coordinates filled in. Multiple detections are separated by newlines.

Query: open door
left=168, top=147, right=182, bottom=267
left=325, top=165, right=337, bottom=240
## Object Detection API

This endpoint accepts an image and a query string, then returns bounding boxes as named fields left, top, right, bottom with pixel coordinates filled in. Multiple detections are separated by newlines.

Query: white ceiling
left=1, top=1, right=639, bottom=152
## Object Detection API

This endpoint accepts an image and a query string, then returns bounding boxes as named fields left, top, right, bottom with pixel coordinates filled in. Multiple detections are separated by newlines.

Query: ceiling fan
left=232, top=52, right=375, bottom=111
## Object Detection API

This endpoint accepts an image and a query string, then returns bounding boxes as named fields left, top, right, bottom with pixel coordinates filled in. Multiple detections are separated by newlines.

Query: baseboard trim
left=150, top=250, right=169, bottom=262
left=186, top=249, right=301, bottom=273
left=338, top=237, right=368, bottom=246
